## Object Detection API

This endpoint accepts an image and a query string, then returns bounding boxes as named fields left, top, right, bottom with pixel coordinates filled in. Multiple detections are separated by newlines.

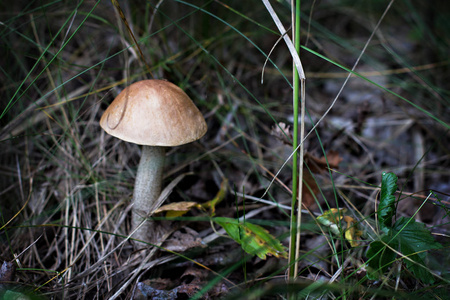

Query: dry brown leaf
left=304, top=150, right=343, bottom=174
left=162, top=228, right=204, bottom=252
left=181, top=266, right=208, bottom=283
left=302, top=171, right=320, bottom=207
left=179, top=267, right=227, bottom=298
left=302, top=151, right=343, bottom=208
left=178, top=283, right=201, bottom=298
left=153, top=201, right=199, bottom=218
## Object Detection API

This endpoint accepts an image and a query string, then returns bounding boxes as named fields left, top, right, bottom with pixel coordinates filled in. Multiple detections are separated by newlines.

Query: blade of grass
left=110, top=0, right=153, bottom=79
left=299, top=45, right=449, bottom=130
left=1, top=0, right=101, bottom=120
left=261, top=0, right=305, bottom=81
left=260, top=0, right=307, bottom=282
left=262, top=0, right=398, bottom=202
left=290, top=0, right=305, bottom=280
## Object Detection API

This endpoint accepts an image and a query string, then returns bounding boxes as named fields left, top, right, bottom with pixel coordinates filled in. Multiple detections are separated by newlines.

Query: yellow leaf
left=201, top=179, right=228, bottom=216
left=317, top=209, right=362, bottom=247
left=154, top=201, right=199, bottom=218
left=343, top=216, right=362, bottom=247
left=317, top=208, right=347, bottom=235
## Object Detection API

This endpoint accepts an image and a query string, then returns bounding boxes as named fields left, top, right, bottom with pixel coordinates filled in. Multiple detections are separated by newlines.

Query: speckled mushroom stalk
left=100, top=80, right=207, bottom=246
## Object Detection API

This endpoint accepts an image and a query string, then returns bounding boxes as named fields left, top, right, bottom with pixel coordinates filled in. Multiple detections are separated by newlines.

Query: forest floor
left=0, top=1, right=449, bottom=299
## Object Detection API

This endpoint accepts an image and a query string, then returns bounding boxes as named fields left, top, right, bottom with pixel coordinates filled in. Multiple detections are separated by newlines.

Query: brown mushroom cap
left=100, top=80, right=207, bottom=146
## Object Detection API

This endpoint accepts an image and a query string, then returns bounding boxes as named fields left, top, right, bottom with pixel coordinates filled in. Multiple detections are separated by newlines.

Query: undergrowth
left=1, top=0, right=449, bottom=299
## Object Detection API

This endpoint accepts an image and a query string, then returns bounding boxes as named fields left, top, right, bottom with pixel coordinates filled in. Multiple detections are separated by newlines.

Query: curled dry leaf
left=181, top=266, right=208, bottom=283
left=317, top=209, right=362, bottom=247
left=317, top=208, right=347, bottom=235
left=153, top=201, right=200, bottom=218
left=162, top=228, right=205, bottom=252
left=271, top=122, right=292, bottom=145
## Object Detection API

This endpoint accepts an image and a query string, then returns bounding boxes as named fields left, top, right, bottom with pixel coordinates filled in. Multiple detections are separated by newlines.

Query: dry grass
left=1, top=0, right=449, bottom=299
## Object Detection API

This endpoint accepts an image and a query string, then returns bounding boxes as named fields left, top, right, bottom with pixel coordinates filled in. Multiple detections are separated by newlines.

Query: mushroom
left=100, top=79, right=207, bottom=244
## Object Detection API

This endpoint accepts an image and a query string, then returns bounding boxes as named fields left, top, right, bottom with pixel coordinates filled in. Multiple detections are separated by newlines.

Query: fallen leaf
left=317, top=209, right=362, bottom=247
left=343, top=215, right=363, bottom=247
left=162, top=228, right=205, bottom=252
left=302, top=151, right=343, bottom=207
left=154, top=201, right=199, bottom=218
left=304, top=150, right=343, bottom=174
left=302, top=171, right=321, bottom=207
left=181, top=266, right=208, bottom=283
left=271, top=122, right=292, bottom=145
left=214, top=217, right=288, bottom=260
left=317, top=208, right=346, bottom=235
left=137, top=282, right=178, bottom=300
left=178, top=283, right=201, bottom=298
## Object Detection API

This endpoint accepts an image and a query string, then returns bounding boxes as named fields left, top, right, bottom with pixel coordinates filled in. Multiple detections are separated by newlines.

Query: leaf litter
left=0, top=1, right=449, bottom=299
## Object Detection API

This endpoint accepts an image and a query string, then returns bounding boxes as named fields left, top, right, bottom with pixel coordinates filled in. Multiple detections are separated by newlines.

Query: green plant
left=214, top=217, right=288, bottom=260
left=366, top=172, right=443, bottom=284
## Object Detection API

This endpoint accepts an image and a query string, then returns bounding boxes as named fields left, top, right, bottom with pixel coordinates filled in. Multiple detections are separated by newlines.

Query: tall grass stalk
left=288, top=0, right=306, bottom=281
left=262, top=0, right=306, bottom=283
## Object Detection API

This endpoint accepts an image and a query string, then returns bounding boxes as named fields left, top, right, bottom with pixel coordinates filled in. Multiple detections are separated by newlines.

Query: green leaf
left=392, top=217, right=442, bottom=284
left=366, top=217, right=443, bottom=283
left=367, top=173, right=443, bottom=283
left=214, top=217, right=288, bottom=260
left=378, top=172, right=398, bottom=232
left=366, top=233, right=398, bottom=279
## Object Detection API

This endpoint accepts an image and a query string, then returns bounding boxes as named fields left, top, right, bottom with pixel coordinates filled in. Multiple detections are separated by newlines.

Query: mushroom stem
left=131, top=145, right=165, bottom=244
